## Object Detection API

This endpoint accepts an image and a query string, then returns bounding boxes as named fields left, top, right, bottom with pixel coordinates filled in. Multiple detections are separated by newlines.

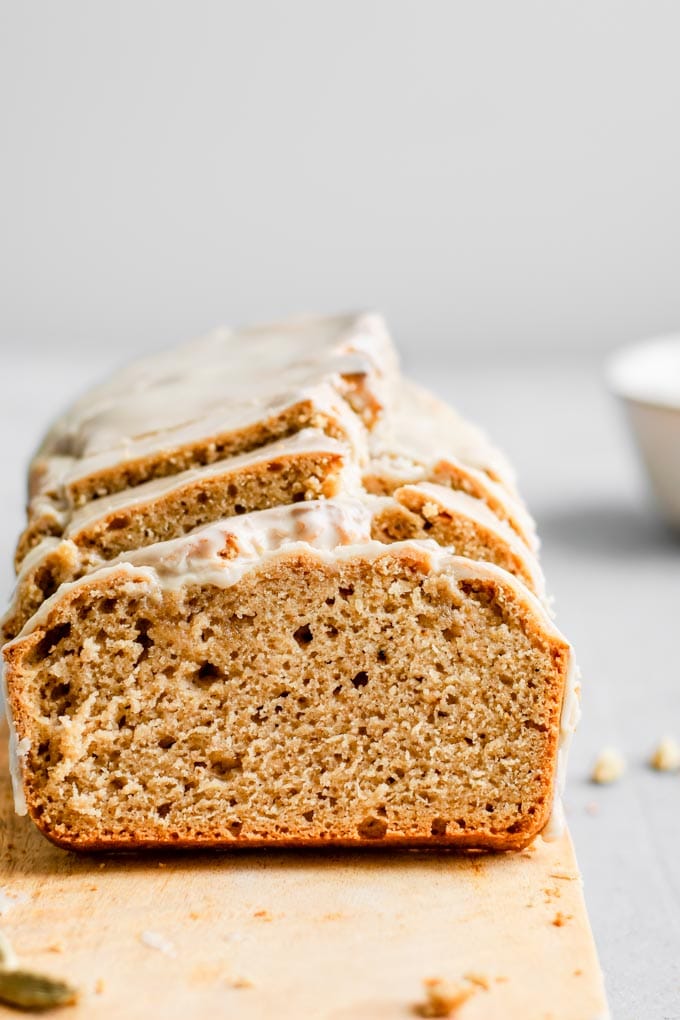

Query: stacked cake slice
left=2, top=313, right=579, bottom=851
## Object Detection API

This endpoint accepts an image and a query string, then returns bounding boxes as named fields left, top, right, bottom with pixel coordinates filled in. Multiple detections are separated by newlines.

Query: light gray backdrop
left=2, top=0, right=680, bottom=362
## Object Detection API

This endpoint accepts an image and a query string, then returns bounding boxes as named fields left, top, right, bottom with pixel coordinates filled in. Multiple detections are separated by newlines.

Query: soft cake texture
left=2, top=311, right=577, bottom=854
left=5, top=539, right=570, bottom=851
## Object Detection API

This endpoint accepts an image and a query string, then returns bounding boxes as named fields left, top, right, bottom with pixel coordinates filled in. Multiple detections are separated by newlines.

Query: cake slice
left=370, top=482, right=544, bottom=596
left=366, top=381, right=537, bottom=551
left=18, top=312, right=395, bottom=560
left=3, top=431, right=354, bottom=641
left=3, top=500, right=573, bottom=852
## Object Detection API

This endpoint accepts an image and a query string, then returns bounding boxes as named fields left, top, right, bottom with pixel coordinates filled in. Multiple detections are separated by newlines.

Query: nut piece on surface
left=650, top=736, right=680, bottom=772
left=590, top=747, right=626, bottom=784
left=414, top=977, right=476, bottom=1017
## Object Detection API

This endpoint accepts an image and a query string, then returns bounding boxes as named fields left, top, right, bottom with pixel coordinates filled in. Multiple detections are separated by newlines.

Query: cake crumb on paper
left=229, top=976, right=253, bottom=990
left=591, top=748, right=625, bottom=784
left=463, top=972, right=489, bottom=990
left=552, top=912, right=573, bottom=927
left=650, top=737, right=680, bottom=772
left=414, top=976, right=480, bottom=1017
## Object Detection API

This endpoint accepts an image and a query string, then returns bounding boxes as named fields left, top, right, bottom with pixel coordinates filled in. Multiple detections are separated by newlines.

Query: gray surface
left=3, top=2, right=680, bottom=358
left=2, top=350, right=680, bottom=1018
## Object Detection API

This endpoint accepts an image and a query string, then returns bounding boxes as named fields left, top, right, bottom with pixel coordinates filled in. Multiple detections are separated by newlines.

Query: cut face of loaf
left=4, top=483, right=543, bottom=642
left=372, top=483, right=544, bottom=596
left=25, top=312, right=394, bottom=516
left=4, top=529, right=571, bottom=852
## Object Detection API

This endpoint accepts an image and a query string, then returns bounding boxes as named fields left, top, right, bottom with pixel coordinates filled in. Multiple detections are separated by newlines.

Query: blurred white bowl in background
left=607, top=335, right=680, bottom=530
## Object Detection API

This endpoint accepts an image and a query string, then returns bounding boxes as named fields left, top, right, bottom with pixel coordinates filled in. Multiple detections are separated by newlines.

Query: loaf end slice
left=4, top=533, right=572, bottom=853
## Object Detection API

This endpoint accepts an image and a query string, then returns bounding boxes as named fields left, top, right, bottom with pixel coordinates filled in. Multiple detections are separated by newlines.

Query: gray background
left=2, top=0, right=680, bottom=360
left=2, top=4, right=680, bottom=1018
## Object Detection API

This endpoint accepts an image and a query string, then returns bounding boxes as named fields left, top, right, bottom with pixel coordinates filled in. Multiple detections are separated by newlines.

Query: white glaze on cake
left=28, top=313, right=396, bottom=506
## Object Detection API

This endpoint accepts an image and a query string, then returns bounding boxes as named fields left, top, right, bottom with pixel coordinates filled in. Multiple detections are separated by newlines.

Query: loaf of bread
left=2, top=313, right=579, bottom=852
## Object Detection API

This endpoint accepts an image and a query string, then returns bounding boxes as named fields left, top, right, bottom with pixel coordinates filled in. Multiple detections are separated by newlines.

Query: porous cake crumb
left=414, top=977, right=476, bottom=1017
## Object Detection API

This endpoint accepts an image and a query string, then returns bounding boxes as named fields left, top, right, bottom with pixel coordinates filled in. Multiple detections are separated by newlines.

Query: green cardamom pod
left=0, top=968, right=78, bottom=1011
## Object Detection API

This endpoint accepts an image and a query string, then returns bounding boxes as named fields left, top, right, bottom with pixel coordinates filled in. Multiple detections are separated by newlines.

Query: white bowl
left=607, top=335, right=680, bottom=529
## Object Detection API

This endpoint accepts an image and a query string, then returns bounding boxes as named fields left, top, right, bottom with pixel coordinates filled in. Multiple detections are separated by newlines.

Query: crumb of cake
left=463, top=972, right=489, bottom=990
left=95, top=978, right=105, bottom=994
left=549, top=871, right=577, bottom=881
left=188, top=911, right=201, bottom=921
left=229, top=976, right=253, bottom=989
left=591, top=748, right=625, bottom=784
left=650, top=736, right=680, bottom=772
left=573, top=969, right=583, bottom=977
left=46, top=943, right=64, bottom=954
left=551, top=912, right=573, bottom=927
left=495, top=976, right=509, bottom=984
left=414, top=977, right=477, bottom=1017
left=253, top=910, right=273, bottom=921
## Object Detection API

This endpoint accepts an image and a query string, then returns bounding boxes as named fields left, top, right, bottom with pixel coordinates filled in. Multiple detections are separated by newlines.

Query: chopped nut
left=414, top=977, right=476, bottom=1017
left=591, top=747, right=625, bottom=784
left=650, top=737, right=680, bottom=772
left=0, top=969, right=78, bottom=1011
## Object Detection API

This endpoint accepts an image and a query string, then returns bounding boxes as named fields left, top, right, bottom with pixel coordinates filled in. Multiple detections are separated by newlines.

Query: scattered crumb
left=253, top=910, right=273, bottom=921
left=229, top=976, right=253, bottom=990
left=552, top=912, right=573, bottom=927
left=543, top=886, right=561, bottom=903
left=139, top=931, right=176, bottom=957
left=591, top=747, right=625, bottom=784
left=573, top=969, right=583, bottom=977
left=98, top=863, right=106, bottom=870
left=495, top=976, right=509, bottom=984
left=585, top=801, right=600, bottom=816
left=650, top=737, right=680, bottom=772
left=321, top=912, right=346, bottom=922
left=414, top=977, right=478, bottom=1017
left=549, top=871, right=577, bottom=881
left=46, top=943, right=64, bottom=954
left=463, top=972, right=489, bottom=991
left=95, top=978, right=105, bottom=995
left=188, top=911, right=201, bottom=921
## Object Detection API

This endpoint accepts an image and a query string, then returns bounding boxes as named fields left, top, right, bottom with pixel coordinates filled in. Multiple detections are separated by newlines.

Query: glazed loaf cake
left=2, top=313, right=579, bottom=852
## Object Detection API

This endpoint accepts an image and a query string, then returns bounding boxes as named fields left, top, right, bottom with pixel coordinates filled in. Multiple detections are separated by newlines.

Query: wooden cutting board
left=0, top=728, right=608, bottom=1019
